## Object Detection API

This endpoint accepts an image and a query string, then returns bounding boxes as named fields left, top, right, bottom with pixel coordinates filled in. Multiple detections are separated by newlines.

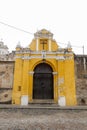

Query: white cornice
left=15, top=55, right=73, bottom=60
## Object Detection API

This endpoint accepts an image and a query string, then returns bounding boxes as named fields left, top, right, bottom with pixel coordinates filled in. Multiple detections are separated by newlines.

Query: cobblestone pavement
left=0, top=109, right=87, bottom=130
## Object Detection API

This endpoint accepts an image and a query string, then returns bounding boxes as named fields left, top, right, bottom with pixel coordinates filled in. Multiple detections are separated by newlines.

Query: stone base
left=21, top=95, right=28, bottom=105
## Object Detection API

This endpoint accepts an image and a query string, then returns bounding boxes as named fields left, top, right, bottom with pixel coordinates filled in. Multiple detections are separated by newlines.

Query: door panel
left=33, top=63, right=53, bottom=99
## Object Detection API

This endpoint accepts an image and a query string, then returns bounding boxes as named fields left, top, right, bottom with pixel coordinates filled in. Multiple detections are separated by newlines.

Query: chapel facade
left=12, top=29, right=77, bottom=106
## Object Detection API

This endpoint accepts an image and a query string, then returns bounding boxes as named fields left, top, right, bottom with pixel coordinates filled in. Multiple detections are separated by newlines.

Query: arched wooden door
left=33, top=63, right=53, bottom=99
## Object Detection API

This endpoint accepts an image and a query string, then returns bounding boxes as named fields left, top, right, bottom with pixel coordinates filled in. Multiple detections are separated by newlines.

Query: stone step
left=0, top=104, right=87, bottom=110
left=30, top=99, right=55, bottom=104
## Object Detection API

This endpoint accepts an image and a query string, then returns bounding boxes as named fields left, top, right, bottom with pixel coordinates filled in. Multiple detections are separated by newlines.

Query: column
left=36, top=38, right=39, bottom=51
left=49, top=39, right=51, bottom=51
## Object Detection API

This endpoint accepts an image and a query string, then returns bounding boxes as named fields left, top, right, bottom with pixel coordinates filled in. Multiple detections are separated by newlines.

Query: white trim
left=16, top=50, right=73, bottom=55
left=52, top=72, right=58, bottom=75
left=15, top=55, right=73, bottom=60
left=29, top=71, right=34, bottom=75
left=41, top=51, right=46, bottom=59
left=56, top=56, right=65, bottom=60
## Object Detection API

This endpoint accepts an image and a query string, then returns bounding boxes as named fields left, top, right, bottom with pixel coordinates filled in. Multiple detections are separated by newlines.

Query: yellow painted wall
left=12, top=29, right=77, bottom=106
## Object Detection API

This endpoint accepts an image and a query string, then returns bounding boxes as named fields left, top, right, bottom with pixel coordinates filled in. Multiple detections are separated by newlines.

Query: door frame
left=33, top=63, right=54, bottom=100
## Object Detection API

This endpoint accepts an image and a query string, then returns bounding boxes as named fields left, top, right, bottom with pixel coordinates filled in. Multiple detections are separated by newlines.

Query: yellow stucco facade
left=12, top=29, right=77, bottom=106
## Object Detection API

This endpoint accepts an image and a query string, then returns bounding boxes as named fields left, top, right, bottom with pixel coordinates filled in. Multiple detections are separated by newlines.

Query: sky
left=0, top=0, right=87, bottom=54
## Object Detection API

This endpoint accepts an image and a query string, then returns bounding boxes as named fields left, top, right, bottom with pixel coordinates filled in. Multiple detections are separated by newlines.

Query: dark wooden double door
left=33, top=63, right=53, bottom=99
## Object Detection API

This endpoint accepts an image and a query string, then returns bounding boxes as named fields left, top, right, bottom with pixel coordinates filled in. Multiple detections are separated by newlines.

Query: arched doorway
left=33, top=63, right=53, bottom=99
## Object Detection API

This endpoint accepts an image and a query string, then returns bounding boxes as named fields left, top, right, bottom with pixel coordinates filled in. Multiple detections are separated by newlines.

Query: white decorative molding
left=66, top=56, right=73, bottom=60
left=15, top=55, right=73, bottom=60
left=29, top=71, right=34, bottom=75
left=41, top=51, right=46, bottom=59
left=22, top=56, right=31, bottom=60
left=52, top=72, right=58, bottom=75
left=16, top=50, right=73, bottom=55
left=56, top=56, right=65, bottom=60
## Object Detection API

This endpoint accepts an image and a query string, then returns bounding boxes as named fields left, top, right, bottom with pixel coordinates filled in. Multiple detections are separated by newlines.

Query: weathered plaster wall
left=0, top=61, right=14, bottom=88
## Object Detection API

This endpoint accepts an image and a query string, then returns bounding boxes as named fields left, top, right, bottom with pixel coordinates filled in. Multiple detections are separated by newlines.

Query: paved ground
left=0, top=108, right=87, bottom=130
